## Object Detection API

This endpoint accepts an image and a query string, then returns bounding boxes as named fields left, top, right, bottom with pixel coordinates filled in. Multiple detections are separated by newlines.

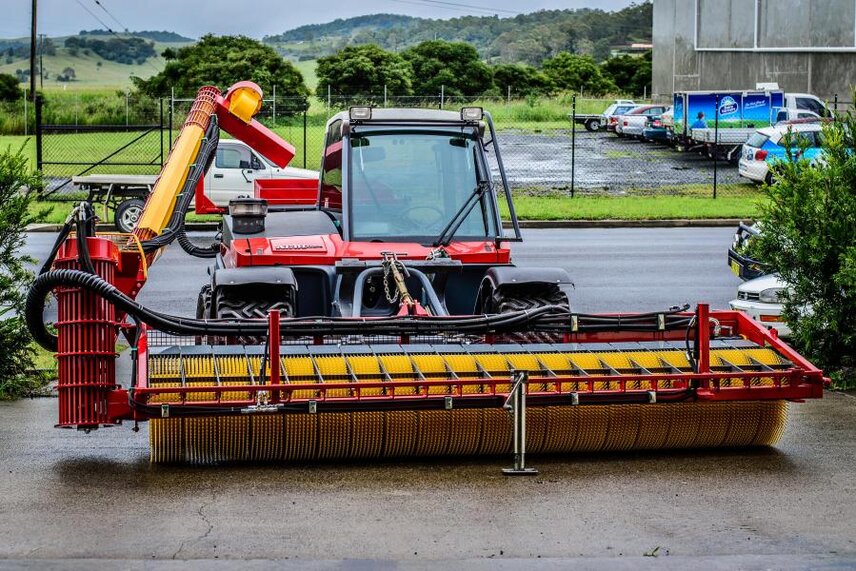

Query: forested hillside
left=264, top=2, right=651, bottom=65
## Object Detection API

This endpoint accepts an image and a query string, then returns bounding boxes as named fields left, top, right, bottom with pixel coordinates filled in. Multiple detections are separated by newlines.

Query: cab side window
left=215, top=147, right=252, bottom=169
left=320, top=120, right=344, bottom=210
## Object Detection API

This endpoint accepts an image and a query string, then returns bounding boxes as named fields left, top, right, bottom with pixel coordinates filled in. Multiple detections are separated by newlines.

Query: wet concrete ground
left=494, top=130, right=745, bottom=193
left=1, top=393, right=854, bottom=567
left=6, top=229, right=855, bottom=568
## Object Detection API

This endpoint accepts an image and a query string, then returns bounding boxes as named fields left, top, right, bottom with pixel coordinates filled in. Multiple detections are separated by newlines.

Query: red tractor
left=26, top=83, right=824, bottom=468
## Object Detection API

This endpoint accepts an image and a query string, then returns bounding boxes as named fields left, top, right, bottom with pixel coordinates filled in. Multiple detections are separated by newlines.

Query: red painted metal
left=55, top=237, right=121, bottom=429
left=254, top=177, right=319, bottom=206
left=697, top=303, right=710, bottom=374
left=268, top=310, right=281, bottom=403
left=214, top=95, right=295, bottom=168
left=194, top=177, right=225, bottom=215
left=228, top=233, right=511, bottom=267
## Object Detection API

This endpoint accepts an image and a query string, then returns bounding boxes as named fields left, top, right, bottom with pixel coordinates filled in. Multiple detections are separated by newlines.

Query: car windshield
left=349, top=131, right=497, bottom=240
left=746, top=133, right=769, bottom=148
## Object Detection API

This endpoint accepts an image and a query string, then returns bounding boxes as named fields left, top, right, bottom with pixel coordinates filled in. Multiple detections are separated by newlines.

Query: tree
left=491, top=63, right=553, bottom=97
left=132, top=35, right=308, bottom=98
left=542, top=51, right=616, bottom=95
left=57, top=67, right=76, bottom=82
left=315, top=44, right=413, bottom=99
left=402, top=40, right=493, bottom=96
left=0, top=73, right=21, bottom=102
left=0, top=146, right=43, bottom=399
left=751, top=116, right=856, bottom=387
left=601, top=51, right=651, bottom=96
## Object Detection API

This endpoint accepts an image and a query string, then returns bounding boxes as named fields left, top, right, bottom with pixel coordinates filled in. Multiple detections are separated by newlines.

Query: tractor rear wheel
left=212, top=285, right=295, bottom=344
left=483, top=284, right=570, bottom=343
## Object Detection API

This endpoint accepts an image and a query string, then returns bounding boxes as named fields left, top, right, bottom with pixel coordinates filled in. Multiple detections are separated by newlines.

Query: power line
left=92, top=0, right=127, bottom=33
left=71, top=0, right=162, bottom=74
left=388, top=0, right=518, bottom=15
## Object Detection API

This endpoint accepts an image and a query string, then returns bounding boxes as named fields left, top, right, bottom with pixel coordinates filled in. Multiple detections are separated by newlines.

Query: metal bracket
left=444, top=396, right=453, bottom=410
left=308, top=400, right=318, bottom=414
left=502, top=371, right=538, bottom=476
left=160, top=404, right=169, bottom=418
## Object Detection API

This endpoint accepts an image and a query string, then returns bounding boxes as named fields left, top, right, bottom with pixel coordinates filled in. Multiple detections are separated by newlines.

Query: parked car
left=642, top=108, right=672, bottom=142
left=570, top=100, right=634, bottom=131
left=615, top=105, right=670, bottom=137
left=729, top=273, right=791, bottom=337
left=604, top=102, right=639, bottom=132
left=738, top=122, right=825, bottom=184
left=727, top=222, right=765, bottom=280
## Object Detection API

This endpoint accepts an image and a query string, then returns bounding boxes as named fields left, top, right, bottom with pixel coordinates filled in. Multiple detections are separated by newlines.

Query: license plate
left=730, top=260, right=741, bottom=276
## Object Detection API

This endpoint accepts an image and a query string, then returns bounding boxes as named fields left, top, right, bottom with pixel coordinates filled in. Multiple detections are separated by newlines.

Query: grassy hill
left=264, top=3, right=652, bottom=65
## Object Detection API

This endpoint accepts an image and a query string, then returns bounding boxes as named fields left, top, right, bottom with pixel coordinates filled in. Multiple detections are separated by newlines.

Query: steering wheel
left=393, top=205, right=446, bottom=233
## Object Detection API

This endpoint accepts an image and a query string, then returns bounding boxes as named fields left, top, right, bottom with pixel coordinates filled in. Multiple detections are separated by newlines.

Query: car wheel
left=765, top=172, right=776, bottom=185
left=114, top=198, right=146, bottom=233
left=585, top=119, right=601, bottom=132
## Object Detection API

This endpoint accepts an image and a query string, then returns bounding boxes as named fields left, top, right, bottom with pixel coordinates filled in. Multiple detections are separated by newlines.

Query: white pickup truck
left=72, top=139, right=317, bottom=232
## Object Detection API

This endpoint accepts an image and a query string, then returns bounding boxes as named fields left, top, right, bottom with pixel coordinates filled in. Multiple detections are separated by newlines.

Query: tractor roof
left=331, top=107, right=478, bottom=127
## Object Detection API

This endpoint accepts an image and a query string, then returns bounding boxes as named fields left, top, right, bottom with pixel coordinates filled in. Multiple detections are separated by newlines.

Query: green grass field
left=502, top=193, right=762, bottom=220
left=0, top=47, right=166, bottom=89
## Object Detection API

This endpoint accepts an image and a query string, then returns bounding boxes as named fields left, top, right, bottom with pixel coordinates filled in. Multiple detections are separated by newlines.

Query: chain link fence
left=29, top=89, right=853, bottom=201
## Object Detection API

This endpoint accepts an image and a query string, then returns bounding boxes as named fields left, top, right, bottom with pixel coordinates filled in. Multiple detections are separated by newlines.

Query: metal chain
left=382, top=261, right=399, bottom=304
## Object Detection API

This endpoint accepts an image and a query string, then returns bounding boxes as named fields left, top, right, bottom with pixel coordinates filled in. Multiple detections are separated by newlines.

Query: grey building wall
left=653, top=0, right=856, bottom=103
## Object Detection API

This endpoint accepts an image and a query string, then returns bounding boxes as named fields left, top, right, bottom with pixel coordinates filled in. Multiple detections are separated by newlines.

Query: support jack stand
left=502, top=371, right=538, bottom=476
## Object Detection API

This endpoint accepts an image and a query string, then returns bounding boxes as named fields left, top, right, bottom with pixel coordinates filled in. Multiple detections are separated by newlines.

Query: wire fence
left=29, top=90, right=854, bottom=200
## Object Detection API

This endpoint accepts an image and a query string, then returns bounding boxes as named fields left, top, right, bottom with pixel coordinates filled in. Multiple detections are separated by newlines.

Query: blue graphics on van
left=673, top=91, right=780, bottom=133
left=719, top=96, right=739, bottom=116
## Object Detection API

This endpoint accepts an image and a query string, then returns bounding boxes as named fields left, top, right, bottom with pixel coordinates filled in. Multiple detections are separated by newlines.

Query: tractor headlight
left=349, top=107, right=372, bottom=121
left=759, top=287, right=784, bottom=303
left=461, top=107, right=483, bottom=121
left=229, top=198, right=268, bottom=234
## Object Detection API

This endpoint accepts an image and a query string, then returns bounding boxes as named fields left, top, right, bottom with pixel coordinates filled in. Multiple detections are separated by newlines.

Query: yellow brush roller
left=146, top=345, right=791, bottom=464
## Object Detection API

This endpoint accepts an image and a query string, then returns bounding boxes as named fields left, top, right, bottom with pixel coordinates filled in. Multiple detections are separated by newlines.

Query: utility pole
left=30, top=0, right=37, bottom=103
left=39, top=34, right=45, bottom=89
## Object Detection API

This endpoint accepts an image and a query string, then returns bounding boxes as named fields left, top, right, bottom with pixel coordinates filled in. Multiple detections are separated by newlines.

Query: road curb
left=27, top=219, right=746, bottom=232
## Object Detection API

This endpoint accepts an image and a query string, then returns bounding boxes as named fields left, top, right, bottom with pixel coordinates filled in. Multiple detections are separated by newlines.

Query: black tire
left=114, top=198, right=146, bottom=233
left=585, top=119, right=601, bottom=132
left=196, top=284, right=212, bottom=319
left=482, top=284, right=570, bottom=344
left=765, top=171, right=776, bottom=186
left=213, top=285, right=295, bottom=344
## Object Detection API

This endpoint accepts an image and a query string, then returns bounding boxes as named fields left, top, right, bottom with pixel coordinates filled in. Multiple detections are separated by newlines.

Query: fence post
left=327, top=84, right=331, bottom=112
left=303, top=99, right=307, bottom=169
left=440, top=85, right=444, bottom=109
left=23, top=88, right=27, bottom=137
left=507, top=85, right=511, bottom=105
left=713, top=94, right=719, bottom=199
left=272, top=85, right=277, bottom=125
left=169, top=87, right=174, bottom=149
left=384, top=84, right=388, bottom=107
left=125, top=89, right=130, bottom=126
left=834, top=93, right=839, bottom=116
left=159, top=97, right=165, bottom=167
left=35, top=94, right=43, bottom=172
left=570, top=94, right=576, bottom=199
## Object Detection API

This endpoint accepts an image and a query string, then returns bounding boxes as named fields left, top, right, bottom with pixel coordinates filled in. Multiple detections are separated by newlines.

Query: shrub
left=752, top=116, right=856, bottom=388
left=0, top=144, right=45, bottom=399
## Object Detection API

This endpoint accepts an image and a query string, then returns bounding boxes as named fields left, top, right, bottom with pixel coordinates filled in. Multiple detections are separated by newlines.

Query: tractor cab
left=319, top=107, right=508, bottom=245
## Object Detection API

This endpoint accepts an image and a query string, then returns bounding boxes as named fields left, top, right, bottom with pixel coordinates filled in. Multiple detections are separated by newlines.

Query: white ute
left=72, top=139, right=317, bottom=232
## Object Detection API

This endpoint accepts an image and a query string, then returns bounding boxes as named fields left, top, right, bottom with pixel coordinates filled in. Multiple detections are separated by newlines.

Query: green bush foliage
left=752, top=117, right=856, bottom=387
left=0, top=144, right=44, bottom=399
left=132, top=35, right=308, bottom=98
left=542, top=52, right=617, bottom=96
left=316, top=44, right=413, bottom=99
left=0, top=73, right=21, bottom=102
left=401, top=40, right=493, bottom=97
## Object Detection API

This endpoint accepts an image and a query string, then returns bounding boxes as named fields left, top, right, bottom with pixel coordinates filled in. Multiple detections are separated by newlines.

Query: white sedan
left=729, top=274, right=791, bottom=337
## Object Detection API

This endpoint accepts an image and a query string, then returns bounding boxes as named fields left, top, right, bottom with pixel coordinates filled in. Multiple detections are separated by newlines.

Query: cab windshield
left=348, top=130, right=497, bottom=240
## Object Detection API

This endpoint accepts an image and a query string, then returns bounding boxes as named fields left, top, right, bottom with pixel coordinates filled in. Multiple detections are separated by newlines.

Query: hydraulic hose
left=140, top=118, right=220, bottom=258
left=26, top=268, right=695, bottom=352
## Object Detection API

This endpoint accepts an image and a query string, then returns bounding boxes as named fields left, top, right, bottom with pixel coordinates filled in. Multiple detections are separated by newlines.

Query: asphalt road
left=21, top=227, right=745, bottom=317
left=5, top=228, right=855, bottom=569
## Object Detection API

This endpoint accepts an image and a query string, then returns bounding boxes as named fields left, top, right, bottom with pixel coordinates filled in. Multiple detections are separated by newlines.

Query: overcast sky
left=3, top=0, right=635, bottom=39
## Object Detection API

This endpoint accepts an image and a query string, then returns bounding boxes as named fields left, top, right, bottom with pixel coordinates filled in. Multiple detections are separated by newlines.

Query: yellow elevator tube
left=133, top=86, right=220, bottom=242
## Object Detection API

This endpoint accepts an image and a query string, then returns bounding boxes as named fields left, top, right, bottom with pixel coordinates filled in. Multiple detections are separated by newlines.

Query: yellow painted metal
left=228, top=86, right=263, bottom=124
left=146, top=345, right=793, bottom=464
left=134, top=86, right=218, bottom=241
left=149, top=401, right=788, bottom=464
